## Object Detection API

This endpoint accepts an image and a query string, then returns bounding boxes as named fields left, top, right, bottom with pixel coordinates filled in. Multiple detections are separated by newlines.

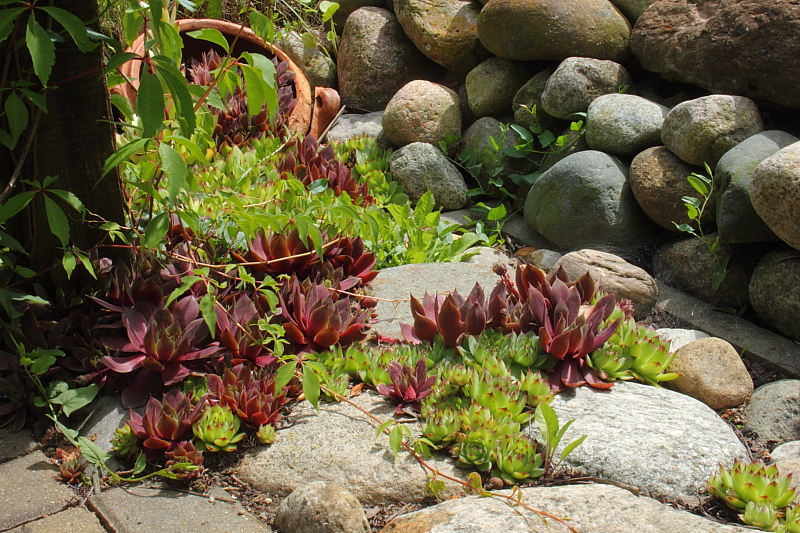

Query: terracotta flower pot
left=113, top=19, right=313, bottom=136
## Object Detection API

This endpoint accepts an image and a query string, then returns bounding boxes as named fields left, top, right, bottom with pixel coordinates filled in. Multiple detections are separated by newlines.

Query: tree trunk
left=1, top=0, right=127, bottom=274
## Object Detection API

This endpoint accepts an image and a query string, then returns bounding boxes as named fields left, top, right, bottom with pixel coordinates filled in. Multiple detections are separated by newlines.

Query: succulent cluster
left=588, top=315, right=678, bottom=387
left=189, top=50, right=297, bottom=147
left=707, top=459, right=800, bottom=531
left=278, top=135, right=374, bottom=206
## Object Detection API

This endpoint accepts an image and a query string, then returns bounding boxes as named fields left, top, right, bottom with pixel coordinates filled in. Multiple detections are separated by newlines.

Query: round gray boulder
left=750, top=141, right=800, bottom=250
left=465, top=57, right=531, bottom=118
left=653, top=235, right=754, bottom=309
left=275, top=481, right=370, bottom=533
left=585, top=93, right=669, bottom=156
left=660, top=95, right=764, bottom=168
left=276, top=31, right=338, bottom=91
left=553, top=249, right=658, bottom=319
left=337, top=7, right=443, bottom=112
left=629, top=146, right=709, bottom=231
left=749, top=248, right=800, bottom=342
left=523, top=150, right=660, bottom=250
left=477, top=0, right=631, bottom=62
left=388, top=142, right=469, bottom=211
left=540, top=57, right=634, bottom=120
left=394, top=0, right=490, bottom=76
left=716, top=131, right=798, bottom=244
left=745, top=380, right=800, bottom=447
left=382, top=80, right=461, bottom=147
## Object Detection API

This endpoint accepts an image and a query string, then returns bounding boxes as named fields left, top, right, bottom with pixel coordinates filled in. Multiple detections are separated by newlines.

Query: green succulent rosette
left=193, top=405, right=246, bottom=452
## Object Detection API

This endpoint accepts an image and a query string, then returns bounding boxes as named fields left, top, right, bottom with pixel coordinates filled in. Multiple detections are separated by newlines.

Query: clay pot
left=113, top=19, right=313, bottom=136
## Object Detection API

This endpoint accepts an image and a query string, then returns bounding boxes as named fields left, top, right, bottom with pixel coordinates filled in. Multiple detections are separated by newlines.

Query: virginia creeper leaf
left=44, top=195, right=70, bottom=247
left=40, top=7, right=97, bottom=52
left=186, top=28, right=229, bottom=53
left=4, top=91, right=28, bottom=148
left=26, top=15, right=55, bottom=86
left=137, top=69, right=164, bottom=138
left=142, top=212, right=170, bottom=249
left=302, top=365, right=320, bottom=411
left=159, top=143, right=188, bottom=201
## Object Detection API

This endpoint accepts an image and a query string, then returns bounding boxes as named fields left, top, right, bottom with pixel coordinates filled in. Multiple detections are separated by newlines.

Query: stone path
left=0, top=428, right=274, bottom=533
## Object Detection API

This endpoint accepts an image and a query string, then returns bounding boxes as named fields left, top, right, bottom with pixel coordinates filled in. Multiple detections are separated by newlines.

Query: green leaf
left=164, top=275, right=203, bottom=306
left=239, top=63, right=267, bottom=119
left=110, top=93, right=135, bottom=122
left=26, top=15, right=55, bottom=86
left=487, top=204, right=506, bottom=222
left=44, top=195, right=70, bottom=247
left=4, top=91, right=28, bottom=148
left=76, top=251, right=96, bottom=279
left=30, top=354, right=56, bottom=375
left=199, top=292, right=216, bottom=338
left=275, top=360, right=297, bottom=392
left=78, top=436, right=110, bottom=468
left=0, top=190, right=35, bottom=225
left=133, top=453, right=147, bottom=475
left=672, top=222, right=694, bottom=234
left=137, top=69, right=164, bottom=138
left=123, top=8, right=143, bottom=47
left=1, top=230, right=26, bottom=253
left=376, top=419, right=394, bottom=438
left=100, top=138, right=149, bottom=180
left=534, top=403, right=560, bottom=451
left=300, top=31, right=316, bottom=50
left=0, top=7, right=25, bottom=46
left=55, top=420, right=79, bottom=443
left=48, top=189, right=85, bottom=214
left=246, top=53, right=277, bottom=117
left=40, top=7, right=97, bottom=52
left=319, top=0, right=339, bottom=22
left=711, top=256, right=731, bottom=291
left=302, top=364, right=320, bottom=411
left=389, top=424, right=404, bottom=456
left=164, top=135, right=209, bottom=166
left=687, top=174, right=709, bottom=197
left=142, top=212, right=169, bottom=249
left=55, top=384, right=99, bottom=417
left=158, top=143, right=188, bottom=202
left=186, top=28, right=229, bottom=53
left=62, top=252, right=76, bottom=279
left=104, top=51, right=138, bottom=74
left=18, top=88, right=46, bottom=113
left=560, top=434, right=587, bottom=462
left=538, top=130, right=556, bottom=148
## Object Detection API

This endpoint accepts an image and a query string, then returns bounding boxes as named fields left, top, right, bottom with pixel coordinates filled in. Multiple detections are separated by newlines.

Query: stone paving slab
left=91, top=485, right=273, bottom=533
left=657, top=281, right=800, bottom=377
left=6, top=506, right=105, bottom=533
left=0, top=427, right=38, bottom=463
left=0, top=451, right=76, bottom=530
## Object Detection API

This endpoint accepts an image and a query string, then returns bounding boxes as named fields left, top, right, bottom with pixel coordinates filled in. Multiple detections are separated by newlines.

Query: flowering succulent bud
left=256, top=424, right=276, bottom=444
left=111, top=423, right=140, bottom=456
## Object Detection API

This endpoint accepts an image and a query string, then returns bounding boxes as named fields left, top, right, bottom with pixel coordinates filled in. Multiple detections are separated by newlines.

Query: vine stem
left=309, top=379, right=578, bottom=533
left=0, top=109, right=43, bottom=204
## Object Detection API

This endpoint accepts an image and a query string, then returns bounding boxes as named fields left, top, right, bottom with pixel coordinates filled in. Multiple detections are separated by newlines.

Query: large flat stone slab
left=0, top=427, right=38, bottom=463
left=91, top=485, right=272, bottom=533
left=528, top=382, right=748, bottom=501
left=7, top=506, right=105, bottom=533
left=381, top=483, right=750, bottom=532
left=237, top=392, right=469, bottom=505
left=0, top=451, right=76, bottom=530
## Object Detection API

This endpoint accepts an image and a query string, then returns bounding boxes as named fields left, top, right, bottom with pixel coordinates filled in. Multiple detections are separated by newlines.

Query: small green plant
left=707, top=459, right=800, bottom=531
left=533, top=402, right=586, bottom=478
left=672, top=164, right=731, bottom=291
